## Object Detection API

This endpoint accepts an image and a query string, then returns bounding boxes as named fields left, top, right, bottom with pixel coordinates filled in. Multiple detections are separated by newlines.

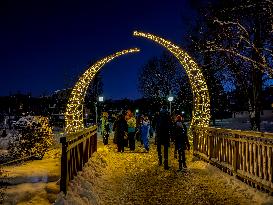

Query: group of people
left=100, top=105, right=190, bottom=172
left=111, top=110, right=151, bottom=152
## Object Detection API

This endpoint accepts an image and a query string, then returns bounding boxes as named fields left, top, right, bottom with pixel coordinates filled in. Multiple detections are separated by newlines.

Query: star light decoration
left=65, top=48, right=140, bottom=133
left=133, top=31, right=211, bottom=129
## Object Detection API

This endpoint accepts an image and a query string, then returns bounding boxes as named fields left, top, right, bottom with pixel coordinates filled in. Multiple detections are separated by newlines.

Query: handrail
left=65, top=125, right=97, bottom=142
left=193, top=126, right=273, bottom=193
left=60, top=125, right=97, bottom=194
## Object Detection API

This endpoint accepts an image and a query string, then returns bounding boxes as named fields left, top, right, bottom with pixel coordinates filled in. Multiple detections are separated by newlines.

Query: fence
left=192, top=126, right=273, bottom=193
left=60, top=125, right=97, bottom=194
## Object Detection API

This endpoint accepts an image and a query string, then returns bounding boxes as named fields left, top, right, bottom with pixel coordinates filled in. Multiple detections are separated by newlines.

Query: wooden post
left=94, top=132, right=97, bottom=152
left=60, top=136, right=68, bottom=194
left=232, top=134, right=239, bottom=175
left=192, top=126, right=197, bottom=153
left=208, top=130, right=213, bottom=159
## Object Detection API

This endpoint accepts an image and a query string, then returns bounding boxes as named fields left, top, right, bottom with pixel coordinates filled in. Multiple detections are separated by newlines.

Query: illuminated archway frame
left=133, top=31, right=211, bottom=129
left=65, top=48, right=140, bottom=133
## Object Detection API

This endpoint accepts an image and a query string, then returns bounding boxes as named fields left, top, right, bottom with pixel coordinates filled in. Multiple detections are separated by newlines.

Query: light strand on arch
left=65, top=48, right=140, bottom=133
left=133, top=31, right=210, bottom=128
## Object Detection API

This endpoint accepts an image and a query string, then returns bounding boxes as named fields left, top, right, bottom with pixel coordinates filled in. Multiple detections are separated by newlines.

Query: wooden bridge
left=59, top=125, right=273, bottom=199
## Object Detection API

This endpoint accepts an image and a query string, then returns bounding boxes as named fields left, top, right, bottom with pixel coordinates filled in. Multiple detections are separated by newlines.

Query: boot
left=158, top=156, right=162, bottom=166
left=164, top=160, right=169, bottom=170
left=177, top=160, right=183, bottom=172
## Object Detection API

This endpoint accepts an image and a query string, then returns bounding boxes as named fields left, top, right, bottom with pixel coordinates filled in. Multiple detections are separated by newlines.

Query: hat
left=176, top=115, right=183, bottom=121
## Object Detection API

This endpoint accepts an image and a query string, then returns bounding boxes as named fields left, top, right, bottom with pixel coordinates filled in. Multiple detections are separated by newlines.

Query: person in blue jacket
left=141, top=116, right=150, bottom=152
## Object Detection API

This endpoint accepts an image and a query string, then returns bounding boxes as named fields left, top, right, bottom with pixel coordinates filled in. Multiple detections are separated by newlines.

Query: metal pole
left=169, top=101, right=172, bottom=115
left=60, top=136, right=68, bottom=194
left=95, top=103, right=98, bottom=125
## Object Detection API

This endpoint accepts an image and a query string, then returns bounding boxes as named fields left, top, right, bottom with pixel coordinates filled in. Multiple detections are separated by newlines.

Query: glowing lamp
left=168, top=96, right=174, bottom=102
left=98, top=96, right=104, bottom=102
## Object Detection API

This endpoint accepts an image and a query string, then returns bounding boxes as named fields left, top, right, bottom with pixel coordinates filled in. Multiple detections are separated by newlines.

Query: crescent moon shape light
left=133, top=31, right=211, bottom=129
left=65, top=48, right=140, bottom=133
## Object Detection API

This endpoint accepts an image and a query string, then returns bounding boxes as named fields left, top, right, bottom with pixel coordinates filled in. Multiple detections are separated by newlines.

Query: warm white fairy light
left=65, top=48, right=140, bottom=133
left=133, top=31, right=211, bottom=129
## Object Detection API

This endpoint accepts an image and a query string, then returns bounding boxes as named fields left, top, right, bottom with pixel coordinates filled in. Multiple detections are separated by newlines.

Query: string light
left=133, top=31, right=211, bottom=130
left=65, top=48, right=140, bottom=133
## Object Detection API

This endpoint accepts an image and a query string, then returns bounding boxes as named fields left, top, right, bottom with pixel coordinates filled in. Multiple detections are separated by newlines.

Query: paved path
left=57, top=138, right=273, bottom=205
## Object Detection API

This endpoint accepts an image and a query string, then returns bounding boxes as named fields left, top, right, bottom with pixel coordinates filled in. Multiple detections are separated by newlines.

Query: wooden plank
left=239, top=141, right=242, bottom=170
left=254, top=143, right=258, bottom=179
left=232, top=140, right=238, bottom=173
left=68, top=131, right=97, bottom=150
left=258, top=145, right=262, bottom=179
left=246, top=141, right=249, bottom=174
left=269, top=147, right=273, bottom=189
left=262, top=145, right=266, bottom=180
left=60, top=137, right=68, bottom=194
left=249, top=142, right=253, bottom=175
left=242, top=142, right=246, bottom=174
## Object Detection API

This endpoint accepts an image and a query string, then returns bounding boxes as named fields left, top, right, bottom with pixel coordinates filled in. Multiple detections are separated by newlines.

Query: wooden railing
left=60, top=125, right=97, bottom=194
left=192, top=126, right=273, bottom=193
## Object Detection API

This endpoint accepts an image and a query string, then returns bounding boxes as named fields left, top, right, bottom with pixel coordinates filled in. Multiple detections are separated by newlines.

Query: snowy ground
left=214, top=118, right=273, bottom=133
left=1, top=148, right=61, bottom=205
left=55, top=136, right=273, bottom=205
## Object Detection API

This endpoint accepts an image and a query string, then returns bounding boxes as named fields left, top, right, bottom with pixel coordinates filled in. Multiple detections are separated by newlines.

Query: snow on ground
left=55, top=137, right=273, bottom=205
left=3, top=182, right=59, bottom=205
left=214, top=118, right=273, bottom=133
left=1, top=148, right=61, bottom=204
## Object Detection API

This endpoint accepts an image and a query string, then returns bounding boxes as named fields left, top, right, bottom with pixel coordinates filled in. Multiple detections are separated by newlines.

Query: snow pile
left=1, top=148, right=61, bottom=204
left=0, top=130, right=20, bottom=150
left=55, top=146, right=108, bottom=205
left=2, top=181, right=59, bottom=205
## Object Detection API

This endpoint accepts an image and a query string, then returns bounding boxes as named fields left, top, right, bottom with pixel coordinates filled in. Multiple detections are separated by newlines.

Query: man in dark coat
left=113, top=112, right=128, bottom=152
left=156, top=105, right=172, bottom=170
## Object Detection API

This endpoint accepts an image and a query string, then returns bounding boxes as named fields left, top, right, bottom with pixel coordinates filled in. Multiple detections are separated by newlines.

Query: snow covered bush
left=0, top=129, right=19, bottom=150
left=8, top=116, right=53, bottom=160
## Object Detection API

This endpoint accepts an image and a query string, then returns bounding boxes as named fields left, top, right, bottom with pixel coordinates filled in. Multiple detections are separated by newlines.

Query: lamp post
left=95, top=102, right=98, bottom=125
left=167, top=96, right=174, bottom=115
left=95, top=96, right=104, bottom=125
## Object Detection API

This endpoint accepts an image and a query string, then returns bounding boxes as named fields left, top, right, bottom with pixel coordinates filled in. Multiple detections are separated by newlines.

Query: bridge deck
left=57, top=138, right=273, bottom=205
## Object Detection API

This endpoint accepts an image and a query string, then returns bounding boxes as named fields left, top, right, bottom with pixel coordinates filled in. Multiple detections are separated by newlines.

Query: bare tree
left=188, top=0, right=273, bottom=130
left=138, top=51, right=192, bottom=113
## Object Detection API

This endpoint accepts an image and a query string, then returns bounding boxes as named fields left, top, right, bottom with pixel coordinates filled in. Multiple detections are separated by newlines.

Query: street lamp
left=95, top=96, right=104, bottom=125
left=168, top=96, right=174, bottom=115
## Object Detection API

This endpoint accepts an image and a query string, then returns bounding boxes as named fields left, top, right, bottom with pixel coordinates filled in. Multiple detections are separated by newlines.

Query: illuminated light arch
left=133, top=31, right=210, bottom=129
left=65, top=48, right=140, bottom=133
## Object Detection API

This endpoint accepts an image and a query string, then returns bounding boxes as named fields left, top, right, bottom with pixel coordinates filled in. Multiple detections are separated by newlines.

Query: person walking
left=141, top=116, right=150, bottom=152
left=152, top=112, right=159, bottom=145
left=113, top=112, right=128, bottom=152
left=112, top=114, right=118, bottom=144
left=156, top=105, right=172, bottom=170
left=173, top=114, right=190, bottom=171
left=126, top=110, right=137, bottom=151
left=101, top=112, right=110, bottom=145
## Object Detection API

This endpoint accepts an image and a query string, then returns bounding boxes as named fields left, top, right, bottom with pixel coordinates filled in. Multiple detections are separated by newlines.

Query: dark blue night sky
left=0, top=0, right=197, bottom=99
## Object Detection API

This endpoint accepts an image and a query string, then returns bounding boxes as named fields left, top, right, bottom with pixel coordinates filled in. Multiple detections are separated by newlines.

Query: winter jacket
left=127, top=117, right=136, bottom=133
left=113, top=117, right=128, bottom=144
left=156, top=109, right=172, bottom=145
left=173, top=120, right=189, bottom=150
